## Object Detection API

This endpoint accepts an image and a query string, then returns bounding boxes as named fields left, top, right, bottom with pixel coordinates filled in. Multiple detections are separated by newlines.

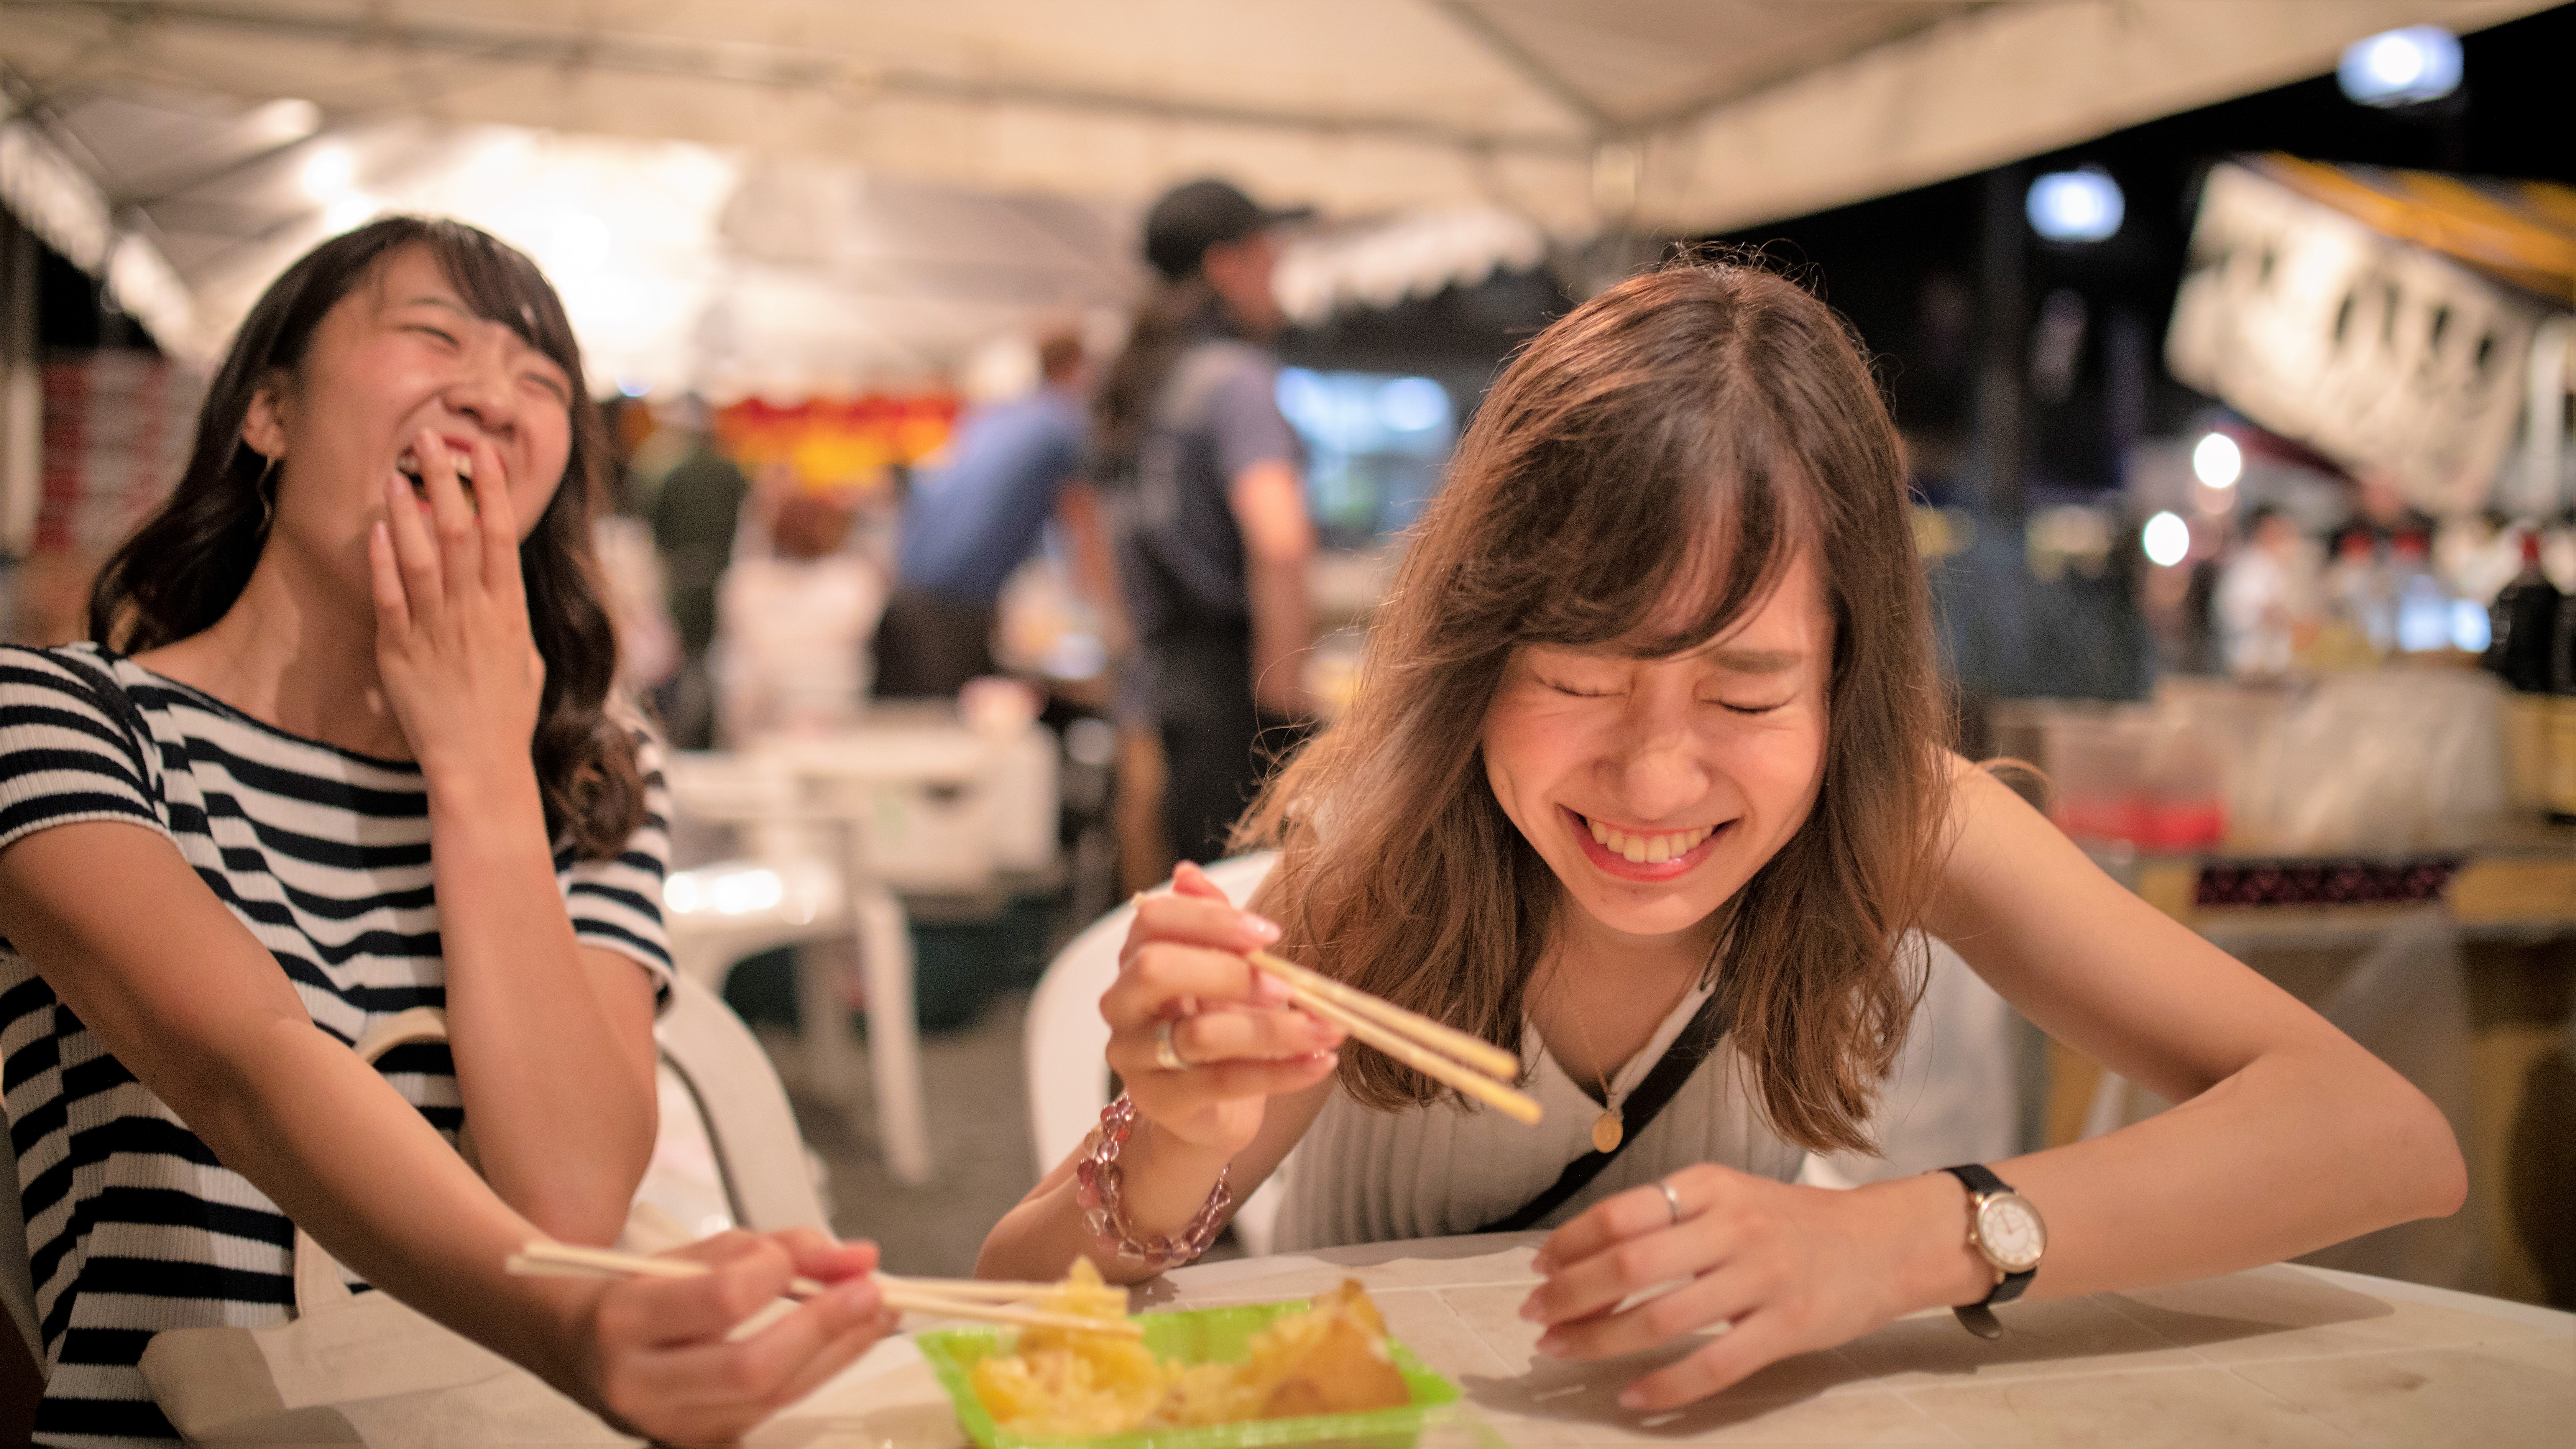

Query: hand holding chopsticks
left=507, top=1242, right=1141, bottom=1336
left=1248, top=948, right=1543, bottom=1125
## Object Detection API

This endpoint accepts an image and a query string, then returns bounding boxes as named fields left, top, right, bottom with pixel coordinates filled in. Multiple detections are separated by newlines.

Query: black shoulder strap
left=1476, top=982, right=1736, bottom=1235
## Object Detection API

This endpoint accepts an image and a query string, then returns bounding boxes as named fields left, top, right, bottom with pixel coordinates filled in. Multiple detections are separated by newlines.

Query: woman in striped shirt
left=0, top=218, right=894, bottom=1448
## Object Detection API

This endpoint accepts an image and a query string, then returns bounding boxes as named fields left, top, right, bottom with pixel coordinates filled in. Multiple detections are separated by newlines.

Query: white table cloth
left=753, top=1232, right=2575, bottom=1447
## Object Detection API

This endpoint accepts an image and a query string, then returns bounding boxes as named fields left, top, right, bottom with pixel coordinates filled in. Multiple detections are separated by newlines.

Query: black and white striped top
left=0, top=644, right=672, bottom=1449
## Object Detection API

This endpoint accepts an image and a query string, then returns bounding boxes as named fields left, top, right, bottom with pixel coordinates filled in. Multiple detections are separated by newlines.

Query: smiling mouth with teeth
left=1583, top=814, right=1716, bottom=865
left=394, top=450, right=475, bottom=492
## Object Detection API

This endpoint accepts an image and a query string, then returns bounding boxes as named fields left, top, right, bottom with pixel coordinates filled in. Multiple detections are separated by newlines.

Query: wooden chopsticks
left=1249, top=949, right=1542, bottom=1125
left=504, top=1242, right=1142, bottom=1337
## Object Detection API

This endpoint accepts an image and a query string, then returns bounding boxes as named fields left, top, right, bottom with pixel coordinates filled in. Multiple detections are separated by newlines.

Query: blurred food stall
left=1985, top=148, right=2576, bottom=1302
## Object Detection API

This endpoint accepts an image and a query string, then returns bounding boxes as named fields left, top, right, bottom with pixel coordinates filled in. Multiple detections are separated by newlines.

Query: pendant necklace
left=1559, top=966, right=1699, bottom=1156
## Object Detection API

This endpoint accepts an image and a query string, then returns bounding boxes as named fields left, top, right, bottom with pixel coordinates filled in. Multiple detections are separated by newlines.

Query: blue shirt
left=898, top=390, right=1088, bottom=604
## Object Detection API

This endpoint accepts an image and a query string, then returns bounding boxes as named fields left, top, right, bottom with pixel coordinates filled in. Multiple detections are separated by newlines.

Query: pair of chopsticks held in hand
left=1239, top=946, right=1543, bottom=1126
left=505, top=1241, right=1142, bottom=1337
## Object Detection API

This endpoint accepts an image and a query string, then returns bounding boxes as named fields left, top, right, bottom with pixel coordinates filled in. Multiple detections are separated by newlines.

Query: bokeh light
left=2338, top=26, right=2462, bottom=107
left=2192, top=432, right=2242, bottom=489
left=2026, top=168, right=2123, bottom=243
left=2142, top=511, right=2191, bottom=568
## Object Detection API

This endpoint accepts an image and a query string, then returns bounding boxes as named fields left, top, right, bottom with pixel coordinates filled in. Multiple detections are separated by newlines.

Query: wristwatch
left=1939, top=1163, right=2045, bottom=1339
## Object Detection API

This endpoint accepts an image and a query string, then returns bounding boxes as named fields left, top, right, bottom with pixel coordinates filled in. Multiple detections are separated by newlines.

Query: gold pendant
left=1591, top=1109, right=1624, bottom=1153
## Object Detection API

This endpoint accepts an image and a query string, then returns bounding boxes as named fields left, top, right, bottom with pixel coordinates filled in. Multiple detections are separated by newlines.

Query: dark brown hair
left=88, top=216, right=646, bottom=858
left=1239, top=255, right=1947, bottom=1154
left=1092, top=274, right=1218, bottom=477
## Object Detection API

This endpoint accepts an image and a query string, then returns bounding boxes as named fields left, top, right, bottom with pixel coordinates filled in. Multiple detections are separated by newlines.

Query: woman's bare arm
left=0, top=821, right=601, bottom=1379
left=375, top=433, right=658, bottom=1245
left=427, top=770, right=659, bottom=1245
left=1229, top=460, right=1314, bottom=718
left=977, top=865, right=1337, bottom=1282
left=0, top=820, right=892, bottom=1439
left=1526, top=764, right=2464, bottom=1411
left=1918, top=762, right=2464, bottom=1296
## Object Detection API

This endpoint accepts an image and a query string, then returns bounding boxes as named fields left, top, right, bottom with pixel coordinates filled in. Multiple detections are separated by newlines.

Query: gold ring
left=1153, top=1018, right=1191, bottom=1072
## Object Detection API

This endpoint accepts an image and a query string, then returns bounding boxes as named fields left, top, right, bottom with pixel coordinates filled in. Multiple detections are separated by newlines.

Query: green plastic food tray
left=917, top=1299, right=1463, bottom=1449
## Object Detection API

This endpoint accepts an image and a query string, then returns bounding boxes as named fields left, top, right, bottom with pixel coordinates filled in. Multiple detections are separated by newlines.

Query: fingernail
left=1244, top=915, right=1282, bottom=943
left=1617, top=1388, right=1648, bottom=1411
left=1533, top=1331, right=1563, bottom=1359
left=1254, top=973, right=1294, bottom=1004
left=1517, top=1295, right=1544, bottom=1321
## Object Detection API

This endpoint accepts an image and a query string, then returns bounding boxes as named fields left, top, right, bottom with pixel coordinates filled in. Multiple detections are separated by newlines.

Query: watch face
left=1977, top=1193, right=2047, bottom=1273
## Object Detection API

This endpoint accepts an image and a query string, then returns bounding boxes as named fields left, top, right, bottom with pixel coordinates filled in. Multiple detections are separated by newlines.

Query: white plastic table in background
left=753, top=1233, right=2574, bottom=1447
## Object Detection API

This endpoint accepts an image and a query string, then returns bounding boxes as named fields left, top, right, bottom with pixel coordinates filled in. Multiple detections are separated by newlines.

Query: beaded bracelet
left=1072, top=1094, right=1233, bottom=1273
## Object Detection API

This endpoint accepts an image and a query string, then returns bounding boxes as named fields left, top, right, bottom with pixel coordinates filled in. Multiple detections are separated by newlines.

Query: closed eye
left=1712, top=699, right=1791, bottom=716
left=407, top=324, right=458, bottom=346
left=1537, top=676, right=1617, bottom=699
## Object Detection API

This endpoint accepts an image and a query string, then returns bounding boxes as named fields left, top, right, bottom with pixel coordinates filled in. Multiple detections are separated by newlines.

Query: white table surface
left=751, top=1233, right=2575, bottom=1447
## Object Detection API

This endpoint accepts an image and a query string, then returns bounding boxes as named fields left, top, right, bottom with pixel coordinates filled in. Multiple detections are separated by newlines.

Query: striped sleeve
left=0, top=646, right=168, bottom=854
left=561, top=728, right=673, bottom=1001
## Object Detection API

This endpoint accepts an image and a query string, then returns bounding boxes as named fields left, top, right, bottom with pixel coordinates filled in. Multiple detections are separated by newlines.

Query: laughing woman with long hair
left=980, top=257, right=2464, bottom=1411
left=0, top=219, right=890, bottom=1449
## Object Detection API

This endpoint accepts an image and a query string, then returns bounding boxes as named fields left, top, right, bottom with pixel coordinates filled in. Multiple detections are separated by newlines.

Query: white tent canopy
left=0, top=0, right=2554, bottom=384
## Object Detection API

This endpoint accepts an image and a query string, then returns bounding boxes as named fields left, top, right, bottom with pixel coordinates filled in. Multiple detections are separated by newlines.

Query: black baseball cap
left=1143, top=179, right=1314, bottom=281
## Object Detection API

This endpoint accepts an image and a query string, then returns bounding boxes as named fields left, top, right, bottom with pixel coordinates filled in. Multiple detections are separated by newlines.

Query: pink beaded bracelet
left=1072, top=1094, right=1233, bottom=1273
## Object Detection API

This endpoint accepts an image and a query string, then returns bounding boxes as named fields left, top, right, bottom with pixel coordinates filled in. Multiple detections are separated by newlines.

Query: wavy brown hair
left=1239, top=256, right=1946, bottom=1154
left=88, top=216, right=645, bottom=858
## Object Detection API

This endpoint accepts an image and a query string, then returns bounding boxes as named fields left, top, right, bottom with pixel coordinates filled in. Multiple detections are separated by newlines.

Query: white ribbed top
left=1272, top=976, right=1804, bottom=1251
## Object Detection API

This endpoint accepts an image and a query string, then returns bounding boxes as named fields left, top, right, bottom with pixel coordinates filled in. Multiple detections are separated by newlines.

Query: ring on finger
left=1657, top=1176, right=1686, bottom=1226
left=1153, top=1017, right=1192, bottom=1073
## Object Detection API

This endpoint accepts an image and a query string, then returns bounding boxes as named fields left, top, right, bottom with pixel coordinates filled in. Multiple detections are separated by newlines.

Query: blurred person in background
left=2214, top=504, right=2307, bottom=678
left=717, top=481, right=884, bottom=742
left=875, top=329, right=1112, bottom=696
left=1096, top=179, right=1318, bottom=869
left=635, top=394, right=750, bottom=747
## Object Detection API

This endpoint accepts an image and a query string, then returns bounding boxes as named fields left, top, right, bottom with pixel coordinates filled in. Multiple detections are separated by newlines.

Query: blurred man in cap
left=1096, top=178, right=1317, bottom=874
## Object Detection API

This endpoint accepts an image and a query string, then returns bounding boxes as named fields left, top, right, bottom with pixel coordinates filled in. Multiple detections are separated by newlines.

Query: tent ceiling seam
left=1419, top=0, right=1619, bottom=136
left=1626, top=3, right=1974, bottom=134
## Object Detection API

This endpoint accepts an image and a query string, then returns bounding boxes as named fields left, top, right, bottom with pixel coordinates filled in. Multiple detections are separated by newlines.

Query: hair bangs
left=1512, top=388, right=1809, bottom=664
left=409, top=221, right=587, bottom=389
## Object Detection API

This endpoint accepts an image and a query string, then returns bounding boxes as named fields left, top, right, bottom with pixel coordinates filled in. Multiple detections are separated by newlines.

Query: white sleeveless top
left=1272, top=976, right=1804, bottom=1251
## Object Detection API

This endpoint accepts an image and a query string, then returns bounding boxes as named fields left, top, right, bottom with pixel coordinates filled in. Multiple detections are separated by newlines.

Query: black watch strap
left=1942, top=1164, right=2035, bottom=1339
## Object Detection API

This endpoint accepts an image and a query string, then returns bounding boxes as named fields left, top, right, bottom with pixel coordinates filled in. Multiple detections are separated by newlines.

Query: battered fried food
left=968, top=1264, right=1413, bottom=1435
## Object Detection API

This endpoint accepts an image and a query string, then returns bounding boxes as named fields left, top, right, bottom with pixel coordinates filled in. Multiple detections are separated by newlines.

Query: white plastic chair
left=662, top=752, right=932, bottom=1186
left=1026, top=852, right=1289, bottom=1257
left=652, top=971, right=832, bottom=1233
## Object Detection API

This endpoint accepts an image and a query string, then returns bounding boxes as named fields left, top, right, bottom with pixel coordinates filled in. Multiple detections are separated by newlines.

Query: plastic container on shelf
left=2037, top=705, right=2228, bottom=852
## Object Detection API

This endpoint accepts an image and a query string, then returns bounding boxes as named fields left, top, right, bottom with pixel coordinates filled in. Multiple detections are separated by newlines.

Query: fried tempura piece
left=1152, top=1280, right=1410, bottom=1426
left=969, top=1269, right=1412, bottom=1436
left=971, top=1260, right=1170, bottom=1436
